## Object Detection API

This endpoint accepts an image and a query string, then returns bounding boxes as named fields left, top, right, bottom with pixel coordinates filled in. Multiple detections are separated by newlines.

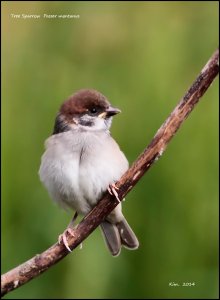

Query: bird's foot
left=58, top=212, right=78, bottom=252
left=108, top=183, right=120, bottom=203
left=58, top=227, right=75, bottom=252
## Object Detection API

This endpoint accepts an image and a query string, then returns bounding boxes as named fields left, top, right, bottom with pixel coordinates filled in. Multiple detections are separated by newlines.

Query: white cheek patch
left=75, top=114, right=112, bottom=131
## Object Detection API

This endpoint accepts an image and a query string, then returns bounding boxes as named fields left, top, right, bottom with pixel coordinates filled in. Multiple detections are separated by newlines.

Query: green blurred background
left=2, top=1, right=219, bottom=299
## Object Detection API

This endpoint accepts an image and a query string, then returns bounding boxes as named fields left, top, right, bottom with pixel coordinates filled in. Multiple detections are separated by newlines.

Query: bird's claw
left=108, top=183, right=120, bottom=203
left=58, top=228, right=75, bottom=252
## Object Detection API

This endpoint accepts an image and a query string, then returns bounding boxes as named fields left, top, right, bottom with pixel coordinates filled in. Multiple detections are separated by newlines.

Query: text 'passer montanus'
left=39, top=89, right=139, bottom=256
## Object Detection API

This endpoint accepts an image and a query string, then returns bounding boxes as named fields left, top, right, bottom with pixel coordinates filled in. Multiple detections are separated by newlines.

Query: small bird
left=39, top=89, right=139, bottom=256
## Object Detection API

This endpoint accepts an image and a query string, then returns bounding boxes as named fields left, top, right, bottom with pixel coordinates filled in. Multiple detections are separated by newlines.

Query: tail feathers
left=100, top=218, right=139, bottom=256
left=116, top=218, right=139, bottom=250
left=100, top=221, right=121, bottom=256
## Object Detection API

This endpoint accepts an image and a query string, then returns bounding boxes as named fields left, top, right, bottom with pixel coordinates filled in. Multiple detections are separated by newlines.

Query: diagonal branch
left=1, top=48, right=219, bottom=297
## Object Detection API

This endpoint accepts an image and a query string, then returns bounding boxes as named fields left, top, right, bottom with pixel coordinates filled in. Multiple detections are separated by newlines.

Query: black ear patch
left=78, top=118, right=94, bottom=127
left=53, top=114, right=70, bottom=135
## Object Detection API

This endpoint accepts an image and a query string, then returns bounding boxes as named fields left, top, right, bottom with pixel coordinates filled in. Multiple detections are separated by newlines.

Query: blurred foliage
left=1, top=1, right=219, bottom=299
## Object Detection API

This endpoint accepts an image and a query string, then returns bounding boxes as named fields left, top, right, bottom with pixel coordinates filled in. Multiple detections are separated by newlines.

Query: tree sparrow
left=39, top=89, right=139, bottom=256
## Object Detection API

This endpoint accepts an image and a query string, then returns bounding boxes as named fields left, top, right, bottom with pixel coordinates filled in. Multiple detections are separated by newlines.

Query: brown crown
left=60, top=89, right=110, bottom=117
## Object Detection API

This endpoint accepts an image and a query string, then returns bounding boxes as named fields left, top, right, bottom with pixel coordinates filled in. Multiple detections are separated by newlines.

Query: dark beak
left=106, top=106, right=121, bottom=117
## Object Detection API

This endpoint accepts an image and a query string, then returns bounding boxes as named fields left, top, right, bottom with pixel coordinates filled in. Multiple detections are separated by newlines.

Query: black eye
left=89, top=107, right=97, bottom=114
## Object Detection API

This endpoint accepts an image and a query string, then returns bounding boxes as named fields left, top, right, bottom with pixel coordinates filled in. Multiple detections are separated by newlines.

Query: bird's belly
left=39, top=153, right=92, bottom=215
left=48, top=155, right=126, bottom=214
left=78, top=151, right=128, bottom=207
left=39, top=132, right=128, bottom=216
